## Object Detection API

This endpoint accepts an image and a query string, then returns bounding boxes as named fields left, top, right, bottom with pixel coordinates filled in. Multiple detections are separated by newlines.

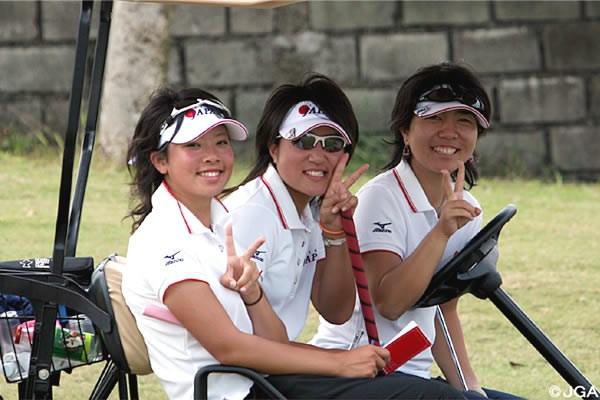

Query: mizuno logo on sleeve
left=372, top=222, right=392, bottom=233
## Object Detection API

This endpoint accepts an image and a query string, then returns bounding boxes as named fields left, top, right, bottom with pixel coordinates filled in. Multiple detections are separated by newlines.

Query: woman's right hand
left=336, top=345, right=390, bottom=378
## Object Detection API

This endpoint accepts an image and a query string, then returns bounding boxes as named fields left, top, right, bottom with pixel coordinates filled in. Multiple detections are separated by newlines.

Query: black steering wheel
left=414, top=204, right=518, bottom=308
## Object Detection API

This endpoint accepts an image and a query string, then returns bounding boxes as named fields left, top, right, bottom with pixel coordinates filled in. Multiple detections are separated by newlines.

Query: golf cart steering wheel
left=414, top=204, right=517, bottom=308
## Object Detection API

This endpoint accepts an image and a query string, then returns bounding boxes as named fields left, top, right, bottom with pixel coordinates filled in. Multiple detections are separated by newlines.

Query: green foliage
left=0, top=128, right=64, bottom=157
left=478, top=151, right=560, bottom=182
left=2, top=154, right=600, bottom=399
left=351, top=131, right=394, bottom=172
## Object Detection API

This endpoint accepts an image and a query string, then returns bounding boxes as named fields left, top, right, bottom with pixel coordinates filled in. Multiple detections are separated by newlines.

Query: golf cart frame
left=0, top=1, right=597, bottom=399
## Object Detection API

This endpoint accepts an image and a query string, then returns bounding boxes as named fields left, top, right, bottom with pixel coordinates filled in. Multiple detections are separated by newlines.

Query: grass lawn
left=1, top=151, right=599, bottom=399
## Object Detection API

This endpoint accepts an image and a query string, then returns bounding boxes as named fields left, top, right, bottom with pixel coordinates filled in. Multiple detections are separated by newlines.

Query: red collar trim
left=214, top=196, right=228, bottom=213
left=260, top=175, right=288, bottom=229
left=392, top=169, right=417, bottom=213
left=162, top=181, right=192, bottom=234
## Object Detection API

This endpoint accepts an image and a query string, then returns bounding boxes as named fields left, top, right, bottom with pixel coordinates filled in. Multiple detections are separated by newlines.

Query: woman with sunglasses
left=311, top=63, right=525, bottom=399
left=222, top=74, right=464, bottom=398
left=122, top=87, right=401, bottom=399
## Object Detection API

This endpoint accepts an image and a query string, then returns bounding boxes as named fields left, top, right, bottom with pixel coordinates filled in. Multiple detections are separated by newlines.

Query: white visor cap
left=278, top=101, right=352, bottom=144
left=414, top=101, right=490, bottom=129
left=158, top=101, right=248, bottom=148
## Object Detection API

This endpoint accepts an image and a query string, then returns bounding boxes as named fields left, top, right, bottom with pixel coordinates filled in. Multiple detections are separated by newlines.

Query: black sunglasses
left=418, top=84, right=485, bottom=112
left=291, top=133, right=348, bottom=153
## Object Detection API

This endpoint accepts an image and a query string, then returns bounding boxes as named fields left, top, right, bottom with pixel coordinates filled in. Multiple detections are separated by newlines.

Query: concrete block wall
left=1, top=0, right=599, bottom=179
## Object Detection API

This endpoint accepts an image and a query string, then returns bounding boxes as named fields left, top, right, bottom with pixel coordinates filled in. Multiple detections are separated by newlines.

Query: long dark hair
left=226, top=73, right=359, bottom=193
left=126, top=87, right=229, bottom=232
left=387, top=62, right=492, bottom=189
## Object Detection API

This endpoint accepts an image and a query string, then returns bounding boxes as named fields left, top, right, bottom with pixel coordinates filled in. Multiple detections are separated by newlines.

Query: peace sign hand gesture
left=437, top=161, right=481, bottom=239
left=220, top=224, right=265, bottom=303
left=319, top=152, right=369, bottom=232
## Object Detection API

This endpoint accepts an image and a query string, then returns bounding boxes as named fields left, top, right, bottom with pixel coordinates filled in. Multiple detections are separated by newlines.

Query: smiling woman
left=121, top=87, right=275, bottom=399
left=124, top=90, right=247, bottom=234
left=151, top=126, right=235, bottom=226
left=222, top=73, right=366, bottom=343
left=310, top=62, right=525, bottom=400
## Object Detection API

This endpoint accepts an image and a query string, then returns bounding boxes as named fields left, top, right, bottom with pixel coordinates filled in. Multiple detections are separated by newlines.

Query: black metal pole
left=489, top=287, right=598, bottom=399
left=51, top=0, right=93, bottom=275
left=24, top=1, right=94, bottom=399
left=66, top=0, right=113, bottom=256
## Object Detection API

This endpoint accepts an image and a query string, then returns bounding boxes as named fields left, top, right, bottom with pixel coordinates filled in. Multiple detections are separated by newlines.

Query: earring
left=402, top=145, right=411, bottom=158
left=466, top=155, right=475, bottom=164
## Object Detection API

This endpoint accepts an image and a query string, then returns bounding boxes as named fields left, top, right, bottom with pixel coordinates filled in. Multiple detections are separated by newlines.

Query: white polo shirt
left=122, top=182, right=254, bottom=400
left=310, top=160, right=482, bottom=378
left=223, top=164, right=326, bottom=341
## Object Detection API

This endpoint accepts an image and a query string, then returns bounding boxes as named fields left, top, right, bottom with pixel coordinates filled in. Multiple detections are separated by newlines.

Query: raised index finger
left=454, top=161, right=465, bottom=200
left=225, top=224, right=237, bottom=258
left=330, top=152, right=350, bottom=186
left=343, top=163, right=369, bottom=191
left=242, top=236, right=266, bottom=262
left=441, top=169, right=453, bottom=200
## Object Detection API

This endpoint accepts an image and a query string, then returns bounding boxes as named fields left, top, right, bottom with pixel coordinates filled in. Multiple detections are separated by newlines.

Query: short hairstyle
left=387, top=62, right=492, bottom=188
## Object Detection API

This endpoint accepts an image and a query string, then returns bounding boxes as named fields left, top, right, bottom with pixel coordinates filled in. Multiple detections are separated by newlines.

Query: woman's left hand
left=220, top=224, right=265, bottom=302
left=319, top=153, right=369, bottom=231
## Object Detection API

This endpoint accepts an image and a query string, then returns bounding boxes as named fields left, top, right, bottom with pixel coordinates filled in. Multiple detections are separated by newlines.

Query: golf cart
left=0, top=1, right=597, bottom=399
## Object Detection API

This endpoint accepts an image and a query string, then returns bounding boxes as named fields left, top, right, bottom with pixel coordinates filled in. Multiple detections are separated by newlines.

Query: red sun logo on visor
left=184, top=109, right=196, bottom=118
left=298, top=104, right=310, bottom=116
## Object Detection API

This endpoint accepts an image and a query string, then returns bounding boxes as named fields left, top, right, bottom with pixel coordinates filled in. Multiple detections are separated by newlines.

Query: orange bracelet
left=319, top=221, right=344, bottom=236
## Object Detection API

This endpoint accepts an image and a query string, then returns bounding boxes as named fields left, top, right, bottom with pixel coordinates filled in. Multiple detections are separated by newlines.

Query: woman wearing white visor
left=311, top=63, right=525, bottom=399
left=222, top=75, right=464, bottom=399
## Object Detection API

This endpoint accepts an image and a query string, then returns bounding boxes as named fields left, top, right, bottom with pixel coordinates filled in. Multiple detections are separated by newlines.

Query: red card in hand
left=382, top=321, right=432, bottom=375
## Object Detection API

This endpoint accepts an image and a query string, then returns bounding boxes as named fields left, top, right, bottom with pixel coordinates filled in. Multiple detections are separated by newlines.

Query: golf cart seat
left=87, top=255, right=152, bottom=399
